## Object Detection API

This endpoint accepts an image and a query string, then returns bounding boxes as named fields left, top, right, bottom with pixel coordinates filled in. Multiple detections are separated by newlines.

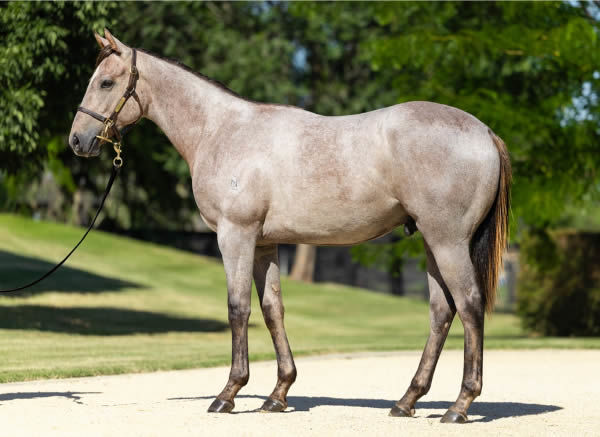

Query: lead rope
left=0, top=157, right=122, bottom=293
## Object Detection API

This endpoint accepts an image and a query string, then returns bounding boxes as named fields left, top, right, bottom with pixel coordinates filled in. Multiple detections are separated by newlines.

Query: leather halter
left=77, top=48, right=143, bottom=153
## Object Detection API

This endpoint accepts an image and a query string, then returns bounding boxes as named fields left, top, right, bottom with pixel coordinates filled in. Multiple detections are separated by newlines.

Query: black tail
left=470, top=129, right=512, bottom=314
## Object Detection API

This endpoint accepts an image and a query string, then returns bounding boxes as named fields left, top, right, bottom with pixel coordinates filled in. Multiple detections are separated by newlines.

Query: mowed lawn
left=0, top=213, right=598, bottom=383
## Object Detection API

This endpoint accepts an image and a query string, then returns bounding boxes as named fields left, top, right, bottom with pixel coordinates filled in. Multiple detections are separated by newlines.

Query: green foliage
left=0, top=2, right=120, bottom=221
left=517, top=229, right=600, bottom=336
left=0, top=1, right=117, bottom=171
left=288, top=2, right=400, bottom=115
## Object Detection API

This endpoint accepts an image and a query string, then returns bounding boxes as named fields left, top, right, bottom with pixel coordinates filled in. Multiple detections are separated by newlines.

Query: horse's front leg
left=208, top=220, right=257, bottom=413
left=253, top=244, right=297, bottom=412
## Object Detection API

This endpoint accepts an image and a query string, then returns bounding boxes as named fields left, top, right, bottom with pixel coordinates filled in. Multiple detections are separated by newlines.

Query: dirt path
left=1, top=350, right=598, bottom=436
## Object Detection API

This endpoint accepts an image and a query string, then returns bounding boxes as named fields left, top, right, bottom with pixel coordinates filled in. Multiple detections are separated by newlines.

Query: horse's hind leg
left=253, top=244, right=297, bottom=412
left=390, top=243, right=456, bottom=417
left=430, top=243, right=485, bottom=423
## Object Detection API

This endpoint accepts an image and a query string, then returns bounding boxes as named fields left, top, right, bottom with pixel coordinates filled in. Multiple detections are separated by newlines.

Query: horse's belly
left=259, top=198, right=408, bottom=246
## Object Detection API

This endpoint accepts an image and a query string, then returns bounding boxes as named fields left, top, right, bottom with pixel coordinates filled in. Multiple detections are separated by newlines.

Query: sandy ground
left=0, top=350, right=598, bottom=436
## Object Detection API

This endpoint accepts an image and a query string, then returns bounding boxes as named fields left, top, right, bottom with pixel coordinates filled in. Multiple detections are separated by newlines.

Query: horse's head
left=69, top=29, right=142, bottom=157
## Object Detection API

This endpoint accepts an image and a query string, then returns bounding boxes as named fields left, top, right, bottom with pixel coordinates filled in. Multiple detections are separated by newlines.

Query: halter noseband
left=77, top=48, right=143, bottom=167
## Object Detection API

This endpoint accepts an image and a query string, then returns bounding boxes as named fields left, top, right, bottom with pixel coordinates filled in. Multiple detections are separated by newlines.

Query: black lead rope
left=0, top=165, right=120, bottom=293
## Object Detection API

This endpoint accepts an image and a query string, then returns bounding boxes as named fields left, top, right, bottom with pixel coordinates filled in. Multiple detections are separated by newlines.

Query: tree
left=0, top=2, right=118, bottom=172
left=347, top=2, right=600, bottom=270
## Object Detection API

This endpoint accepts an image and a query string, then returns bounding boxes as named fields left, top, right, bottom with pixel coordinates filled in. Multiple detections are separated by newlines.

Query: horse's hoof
left=389, top=404, right=415, bottom=417
left=207, top=398, right=234, bottom=413
left=440, top=409, right=468, bottom=423
left=260, top=398, right=287, bottom=412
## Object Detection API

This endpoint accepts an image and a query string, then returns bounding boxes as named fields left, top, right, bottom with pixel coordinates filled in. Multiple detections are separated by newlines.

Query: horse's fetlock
left=409, top=379, right=431, bottom=397
left=462, top=379, right=482, bottom=398
left=230, top=370, right=249, bottom=387
left=278, top=366, right=297, bottom=384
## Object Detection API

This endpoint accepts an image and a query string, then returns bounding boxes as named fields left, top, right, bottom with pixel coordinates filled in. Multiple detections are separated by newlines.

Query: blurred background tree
left=1, top=2, right=600, bottom=331
left=0, top=2, right=118, bottom=220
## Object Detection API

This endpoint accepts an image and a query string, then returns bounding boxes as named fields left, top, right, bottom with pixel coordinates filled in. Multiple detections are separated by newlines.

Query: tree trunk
left=71, top=187, right=84, bottom=226
left=290, top=244, right=316, bottom=282
left=391, top=265, right=405, bottom=296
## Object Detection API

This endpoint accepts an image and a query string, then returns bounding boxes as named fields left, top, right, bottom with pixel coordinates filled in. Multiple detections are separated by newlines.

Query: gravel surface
left=1, top=350, right=598, bottom=436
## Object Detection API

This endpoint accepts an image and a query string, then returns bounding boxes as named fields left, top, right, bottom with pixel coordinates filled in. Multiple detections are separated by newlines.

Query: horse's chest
left=190, top=173, right=222, bottom=232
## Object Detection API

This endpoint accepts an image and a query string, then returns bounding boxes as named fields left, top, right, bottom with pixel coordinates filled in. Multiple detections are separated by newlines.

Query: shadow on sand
left=169, top=394, right=561, bottom=422
left=0, top=250, right=140, bottom=295
left=0, top=391, right=101, bottom=405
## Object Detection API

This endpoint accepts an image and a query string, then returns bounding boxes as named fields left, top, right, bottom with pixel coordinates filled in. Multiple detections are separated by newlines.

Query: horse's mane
left=137, top=48, right=246, bottom=100
left=95, top=46, right=294, bottom=107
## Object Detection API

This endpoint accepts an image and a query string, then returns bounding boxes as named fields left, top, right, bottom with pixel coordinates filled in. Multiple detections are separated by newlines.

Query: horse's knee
left=228, top=297, right=251, bottom=323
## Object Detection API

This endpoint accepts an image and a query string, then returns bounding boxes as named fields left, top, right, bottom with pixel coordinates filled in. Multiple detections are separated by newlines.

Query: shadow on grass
left=0, top=250, right=141, bottom=295
left=0, top=305, right=228, bottom=335
left=0, top=391, right=100, bottom=405
left=171, top=394, right=561, bottom=422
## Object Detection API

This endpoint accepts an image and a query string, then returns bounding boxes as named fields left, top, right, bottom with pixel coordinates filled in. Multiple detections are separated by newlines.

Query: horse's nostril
left=72, top=134, right=80, bottom=148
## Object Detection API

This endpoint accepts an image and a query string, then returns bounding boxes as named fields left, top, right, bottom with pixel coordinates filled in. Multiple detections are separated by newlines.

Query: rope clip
left=113, top=143, right=123, bottom=168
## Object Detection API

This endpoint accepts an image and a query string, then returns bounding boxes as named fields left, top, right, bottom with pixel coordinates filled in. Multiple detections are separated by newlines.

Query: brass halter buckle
left=94, top=120, right=123, bottom=168
left=95, top=119, right=115, bottom=144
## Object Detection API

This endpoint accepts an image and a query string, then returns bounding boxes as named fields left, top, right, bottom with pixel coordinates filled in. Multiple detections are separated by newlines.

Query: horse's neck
left=140, top=52, right=251, bottom=165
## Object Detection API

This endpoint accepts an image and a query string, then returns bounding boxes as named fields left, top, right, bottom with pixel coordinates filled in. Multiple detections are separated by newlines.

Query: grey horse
left=69, top=30, right=511, bottom=423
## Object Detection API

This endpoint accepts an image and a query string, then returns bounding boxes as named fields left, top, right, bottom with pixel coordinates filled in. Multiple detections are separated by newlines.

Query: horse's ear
left=94, top=32, right=109, bottom=49
left=103, top=28, right=126, bottom=54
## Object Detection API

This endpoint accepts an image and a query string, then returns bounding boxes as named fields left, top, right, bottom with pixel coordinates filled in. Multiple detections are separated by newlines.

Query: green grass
left=0, top=213, right=598, bottom=383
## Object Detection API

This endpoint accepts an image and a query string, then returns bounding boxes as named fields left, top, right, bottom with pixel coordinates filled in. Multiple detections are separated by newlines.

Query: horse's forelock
left=95, top=45, right=117, bottom=68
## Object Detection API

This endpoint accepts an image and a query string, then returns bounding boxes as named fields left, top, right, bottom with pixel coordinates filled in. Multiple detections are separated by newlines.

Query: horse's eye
left=100, top=79, right=114, bottom=89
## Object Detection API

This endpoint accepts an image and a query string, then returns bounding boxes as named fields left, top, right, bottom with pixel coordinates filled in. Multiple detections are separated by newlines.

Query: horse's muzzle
left=70, top=130, right=102, bottom=157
